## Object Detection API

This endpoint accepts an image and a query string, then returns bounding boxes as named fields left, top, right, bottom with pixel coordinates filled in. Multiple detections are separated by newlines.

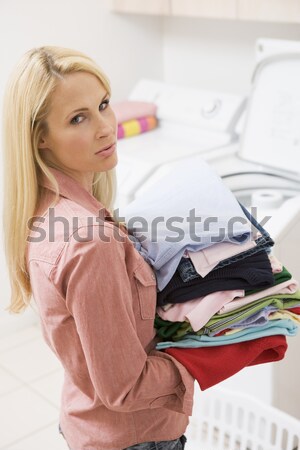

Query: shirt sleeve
left=61, top=224, right=194, bottom=414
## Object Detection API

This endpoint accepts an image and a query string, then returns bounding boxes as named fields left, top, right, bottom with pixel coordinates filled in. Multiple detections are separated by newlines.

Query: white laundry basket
left=185, top=387, right=300, bottom=450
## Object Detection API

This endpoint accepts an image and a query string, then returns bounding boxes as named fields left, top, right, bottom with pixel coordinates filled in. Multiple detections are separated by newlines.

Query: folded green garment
left=156, top=319, right=298, bottom=349
left=155, top=291, right=300, bottom=341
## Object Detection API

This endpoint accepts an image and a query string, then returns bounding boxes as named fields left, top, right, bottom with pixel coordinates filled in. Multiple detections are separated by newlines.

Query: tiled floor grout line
left=0, top=327, right=66, bottom=449
left=0, top=334, right=41, bottom=355
left=0, top=381, right=61, bottom=411
left=25, top=382, right=61, bottom=410
left=0, top=365, right=63, bottom=406
left=0, top=363, right=62, bottom=385
left=0, top=364, right=25, bottom=384
left=0, top=367, right=29, bottom=399
left=0, top=384, right=24, bottom=399
left=0, top=381, right=38, bottom=401
left=1, top=419, right=61, bottom=450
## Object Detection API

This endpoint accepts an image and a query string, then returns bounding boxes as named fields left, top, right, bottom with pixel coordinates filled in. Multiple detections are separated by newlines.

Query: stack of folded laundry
left=154, top=254, right=300, bottom=390
left=111, top=100, right=158, bottom=139
left=120, top=157, right=300, bottom=390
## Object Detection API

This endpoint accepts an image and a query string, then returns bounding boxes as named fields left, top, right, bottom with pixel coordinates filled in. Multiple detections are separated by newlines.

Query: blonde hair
left=2, top=46, right=117, bottom=313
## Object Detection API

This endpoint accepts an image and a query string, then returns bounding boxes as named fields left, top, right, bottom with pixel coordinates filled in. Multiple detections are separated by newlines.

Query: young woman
left=2, top=46, right=194, bottom=450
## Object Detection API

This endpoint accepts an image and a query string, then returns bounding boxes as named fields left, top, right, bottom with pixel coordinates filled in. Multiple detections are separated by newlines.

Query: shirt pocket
left=133, top=262, right=157, bottom=320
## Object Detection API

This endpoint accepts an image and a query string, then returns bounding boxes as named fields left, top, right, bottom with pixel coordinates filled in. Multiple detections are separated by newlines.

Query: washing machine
left=205, top=53, right=300, bottom=419
left=209, top=54, right=300, bottom=274
left=115, top=79, right=246, bottom=208
left=120, top=54, right=300, bottom=417
left=132, top=62, right=300, bottom=269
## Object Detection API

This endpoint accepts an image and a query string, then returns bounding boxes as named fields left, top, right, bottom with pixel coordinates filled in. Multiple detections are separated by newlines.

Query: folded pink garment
left=165, top=335, right=287, bottom=390
left=188, top=236, right=257, bottom=277
left=218, top=278, right=299, bottom=314
left=268, top=255, right=283, bottom=273
left=156, top=290, right=245, bottom=332
left=111, top=100, right=157, bottom=124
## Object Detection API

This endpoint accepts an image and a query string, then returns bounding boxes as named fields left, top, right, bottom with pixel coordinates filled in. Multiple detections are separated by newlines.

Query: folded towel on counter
left=164, top=335, right=287, bottom=390
left=111, top=100, right=157, bottom=123
left=117, top=116, right=158, bottom=139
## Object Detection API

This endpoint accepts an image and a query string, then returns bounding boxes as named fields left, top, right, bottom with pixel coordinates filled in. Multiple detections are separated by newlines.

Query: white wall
left=2, top=3, right=300, bottom=340
left=163, top=17, right=300, bottom=95
left=0, top=0, right=164, bottom=337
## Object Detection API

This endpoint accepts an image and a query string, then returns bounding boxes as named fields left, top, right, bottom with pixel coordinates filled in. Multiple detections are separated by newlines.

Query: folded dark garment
left=165, top=335, right=287, bottom=390
left=176, top=202, right=275, bottom=284
left=178, top=236, right=273, bottom=283
left=157, top=250, right=275, bottom=306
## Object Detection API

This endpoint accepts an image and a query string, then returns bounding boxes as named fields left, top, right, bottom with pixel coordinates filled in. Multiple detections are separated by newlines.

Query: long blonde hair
left=2, top=46, right=117, bottom=314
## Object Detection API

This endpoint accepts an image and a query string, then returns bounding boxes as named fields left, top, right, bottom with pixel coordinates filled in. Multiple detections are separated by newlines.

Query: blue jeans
left=59, top=425, right=187, bottom=450
left=124, top=435, right=187, bottom=450
left=178, top=203, right=274, bottom=283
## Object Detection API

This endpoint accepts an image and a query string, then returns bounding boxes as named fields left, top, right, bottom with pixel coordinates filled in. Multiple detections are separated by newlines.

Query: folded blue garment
left=178, top=203, right=274, bottom=282
left=156, top=319, right=298, bottom=349
left=120, top=158, right=252, bottom=291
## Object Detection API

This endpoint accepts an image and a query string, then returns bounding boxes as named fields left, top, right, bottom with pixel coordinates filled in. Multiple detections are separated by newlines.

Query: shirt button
left=151, top=274, right=155, bottom=279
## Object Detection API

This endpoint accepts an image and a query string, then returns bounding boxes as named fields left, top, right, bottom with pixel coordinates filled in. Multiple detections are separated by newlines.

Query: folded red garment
left=165, top=335, right=287, bottom=390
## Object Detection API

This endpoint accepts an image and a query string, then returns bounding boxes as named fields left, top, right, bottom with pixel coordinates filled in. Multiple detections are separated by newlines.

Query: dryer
left=119, top=55, right=300, bottom=418
left=115, top=79, right=245, bottom=208
left=132, top=55, right=300, bottom=285
left=209, top=54, right=300, bottom=280
left=206, top=54, right=300, bottom=419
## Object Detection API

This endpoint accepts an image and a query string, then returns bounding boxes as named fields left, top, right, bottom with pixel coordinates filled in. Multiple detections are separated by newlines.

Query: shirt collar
left=39, top=167, right=114, bottom=221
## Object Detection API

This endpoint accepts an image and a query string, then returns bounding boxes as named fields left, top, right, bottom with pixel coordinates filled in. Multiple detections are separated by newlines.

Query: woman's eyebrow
left=66, top=93, right=109, bottom=119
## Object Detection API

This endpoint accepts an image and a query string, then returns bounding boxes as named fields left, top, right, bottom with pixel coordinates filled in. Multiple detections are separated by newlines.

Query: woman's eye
left=70, top=115, right=84, bottom=125
left=99, top=99, right=110, bottom=111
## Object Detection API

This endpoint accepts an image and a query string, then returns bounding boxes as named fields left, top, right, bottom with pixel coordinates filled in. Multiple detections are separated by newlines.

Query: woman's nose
left=95, top=114, right=115, bottom=139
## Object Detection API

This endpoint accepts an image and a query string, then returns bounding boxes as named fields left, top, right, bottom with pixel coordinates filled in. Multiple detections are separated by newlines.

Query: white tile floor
left=0, top=324, right=69, bottom=450
left=3, top=325, right=299, bottom=450
left=0, top=324, right=196, bottom=450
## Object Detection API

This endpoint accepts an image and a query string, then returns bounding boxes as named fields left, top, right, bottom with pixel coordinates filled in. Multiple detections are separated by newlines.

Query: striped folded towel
left=117, top=116, right=158, bottom=139
left=112, top=100, right=158, bottom=139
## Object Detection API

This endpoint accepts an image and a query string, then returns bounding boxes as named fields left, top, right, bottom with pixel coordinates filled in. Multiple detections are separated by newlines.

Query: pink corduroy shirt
left=26, top=168, right=194, bottom=450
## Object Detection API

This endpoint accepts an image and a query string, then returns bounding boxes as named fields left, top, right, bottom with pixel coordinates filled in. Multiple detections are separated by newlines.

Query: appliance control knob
left=251, top=190, right=284, bottom=209
left=201, top=99, right=222, bottom=118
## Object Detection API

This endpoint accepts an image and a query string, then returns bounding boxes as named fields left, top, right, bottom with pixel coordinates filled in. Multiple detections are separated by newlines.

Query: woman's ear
left=38, top=136, right=49, bottom=150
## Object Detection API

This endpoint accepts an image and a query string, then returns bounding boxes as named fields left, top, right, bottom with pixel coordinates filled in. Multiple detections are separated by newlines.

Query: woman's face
left=39, top=71, right=117, bottom=190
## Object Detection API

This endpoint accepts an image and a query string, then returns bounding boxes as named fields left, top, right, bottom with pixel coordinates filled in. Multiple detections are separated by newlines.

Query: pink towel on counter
left=111, top=100, right=157, bottom=124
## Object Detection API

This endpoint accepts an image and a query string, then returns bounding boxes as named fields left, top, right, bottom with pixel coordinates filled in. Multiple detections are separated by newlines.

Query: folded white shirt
left=119, top=157, right=252, bottom=290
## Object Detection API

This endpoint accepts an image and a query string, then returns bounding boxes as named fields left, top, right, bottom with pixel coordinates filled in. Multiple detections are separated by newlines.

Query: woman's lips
left=95, top=143, right=116, bottom=157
